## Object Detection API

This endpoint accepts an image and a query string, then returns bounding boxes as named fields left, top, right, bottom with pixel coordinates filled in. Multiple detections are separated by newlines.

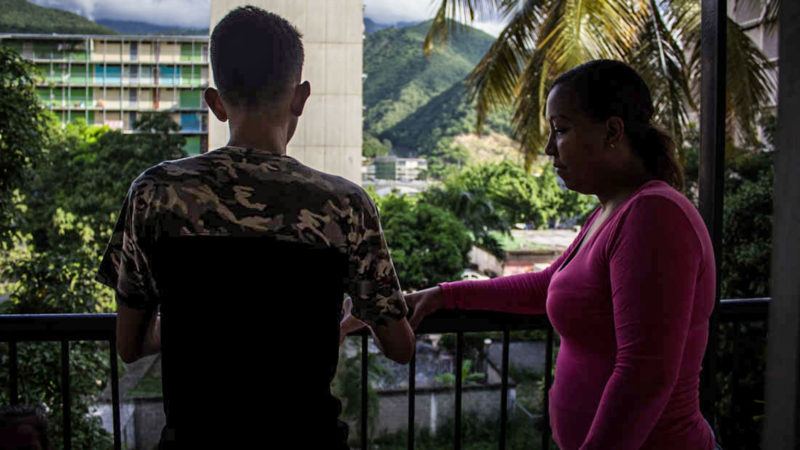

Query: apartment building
left=0, top=34, right=209, bottom=154
left=371, top=156, right=428, bottom=182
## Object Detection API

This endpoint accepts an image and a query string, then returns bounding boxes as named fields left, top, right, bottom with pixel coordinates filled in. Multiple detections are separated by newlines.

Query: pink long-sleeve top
left=441, top=180, right=716, bottom=450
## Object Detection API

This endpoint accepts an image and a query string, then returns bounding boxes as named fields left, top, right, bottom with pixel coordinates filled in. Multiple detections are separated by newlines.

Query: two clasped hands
left=339, top=286, right=442, bottom=345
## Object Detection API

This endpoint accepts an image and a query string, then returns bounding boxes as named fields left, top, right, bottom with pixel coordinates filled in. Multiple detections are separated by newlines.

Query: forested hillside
left=96, top=19, right=208, bottom=35
left=0, top=0, right=117, bottom=34
left=363, top=21, right=515, bottom=159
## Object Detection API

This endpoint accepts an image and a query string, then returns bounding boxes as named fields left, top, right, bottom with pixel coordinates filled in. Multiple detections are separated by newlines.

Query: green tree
left=370, top=191, right=473, bottom=290
left=363, top=131, right=392, bottom=158
left=1, top=105, right=186, bottom=448
left=0, top=46, right=50, bottom=249
left=421, top=184, right=510, bottom=259
left=443, top=160, right=596, bottom=228
left=424, top=0, right=777, bottom=168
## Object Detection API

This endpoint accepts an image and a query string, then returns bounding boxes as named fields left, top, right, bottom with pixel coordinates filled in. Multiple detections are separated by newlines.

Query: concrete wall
left=373, top=385, right=514, bottom=437
left=209, top=0, right=363, bottom=184
left=100, top=386, right=516, bottom=447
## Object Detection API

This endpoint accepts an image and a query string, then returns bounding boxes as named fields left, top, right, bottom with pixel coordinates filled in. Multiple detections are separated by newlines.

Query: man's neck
left=226, top=117, right=288, bottom=155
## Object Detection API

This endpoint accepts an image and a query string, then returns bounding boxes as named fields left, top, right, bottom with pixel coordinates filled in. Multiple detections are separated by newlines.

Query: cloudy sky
left=28, top=0, right=508, bottom=36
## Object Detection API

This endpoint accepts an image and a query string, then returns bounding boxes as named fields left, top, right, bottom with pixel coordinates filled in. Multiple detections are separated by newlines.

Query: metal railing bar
left=361, top=333, right=368, bottom=449
left=454, top=331, right=464, bottom=450
left=500, top=327, right=510, bottom=450
left=61, top=340, right=71, bottom=450
left=543, top=326, right=554, bottom=450
left=9, top=340, right=18, bottom=405
left=0, top=313, right=117, bottom=342
left=408, top=348, right=416, bottom=450
left=731, top=321, right=741, bottom=440
left=110, top=338, right=121, bottom=450
left=0, top=298, right=770, bottom=450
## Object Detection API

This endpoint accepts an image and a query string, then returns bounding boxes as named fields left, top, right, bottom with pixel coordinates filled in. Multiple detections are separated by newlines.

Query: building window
left=129, top=112, right=137, bottom=129
left=153, top=42, right=161, bottom=61
left=129, top=89, right=137, bottom=107
left=130, top=42, right=138, bottom=62
left=201, top=44, right=209, bottom=63
left=129, top=65, right=139, bottom=82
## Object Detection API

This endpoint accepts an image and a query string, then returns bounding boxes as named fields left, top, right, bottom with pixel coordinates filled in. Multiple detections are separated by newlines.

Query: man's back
left=153, top=236, right=348, bottom=447
left=97, top=146, right=408, bottom=447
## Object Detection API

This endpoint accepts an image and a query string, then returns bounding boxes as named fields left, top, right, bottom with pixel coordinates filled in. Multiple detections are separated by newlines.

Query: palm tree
left=423, top=0, right=778, bottom=168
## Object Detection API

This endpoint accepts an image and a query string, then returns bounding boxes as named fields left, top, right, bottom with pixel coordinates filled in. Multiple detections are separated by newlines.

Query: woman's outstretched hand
left=406, top=286, right=446, bottom=330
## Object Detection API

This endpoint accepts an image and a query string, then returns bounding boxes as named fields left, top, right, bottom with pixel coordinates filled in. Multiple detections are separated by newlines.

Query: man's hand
left=339, top=297, right=367, bottom=345
left=116, top=303, right=161, bottom=364
left=405, top=286, right=446, bottom=330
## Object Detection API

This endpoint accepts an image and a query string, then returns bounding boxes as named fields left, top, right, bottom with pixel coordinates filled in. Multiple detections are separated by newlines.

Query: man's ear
left=204, top=87, right=228, bottom=122
left=606, top=116, right=625, bottom=148
left=290, top=81, right=311, bottom=117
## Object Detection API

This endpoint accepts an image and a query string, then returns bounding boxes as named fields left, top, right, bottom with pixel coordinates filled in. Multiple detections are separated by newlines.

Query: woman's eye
left=554, top=128, right=567, bottom=135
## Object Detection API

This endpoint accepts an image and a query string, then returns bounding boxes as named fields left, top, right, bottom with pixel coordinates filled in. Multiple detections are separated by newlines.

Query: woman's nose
left=544, top=134, right=556, bottom=156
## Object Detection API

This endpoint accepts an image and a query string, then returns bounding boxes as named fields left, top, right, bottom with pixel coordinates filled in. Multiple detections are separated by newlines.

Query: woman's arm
left=406, top=210, right=599, bottom=328
left=438, top=257, right=562, bottom=314
left=439, top=209, right=599, bottom=314
left=579, top=196, right=704, bottom=450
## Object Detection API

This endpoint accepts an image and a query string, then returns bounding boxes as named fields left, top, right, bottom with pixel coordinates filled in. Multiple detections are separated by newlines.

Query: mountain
left=96, top=19, right=208, bottom=36
left=0, top=0, right=117, bottom=34
left=363, top=20, right=515, bottom=158
left=364, top=18, right=420, bottom=34
left=384, top=78, right=512, bottom=154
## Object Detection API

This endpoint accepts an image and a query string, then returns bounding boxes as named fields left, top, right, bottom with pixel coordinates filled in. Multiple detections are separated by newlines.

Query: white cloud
left=29, top=0, right=211, bottom=29
left=363, top=0, right=507, bottom=37
left=28, top=0, right=505, bottom=36
left=363, top=0, right=437, bottom=24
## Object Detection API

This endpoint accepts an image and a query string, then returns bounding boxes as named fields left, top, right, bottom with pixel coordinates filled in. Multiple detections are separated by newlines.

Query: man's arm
left=116, top=303, right=161, bottom=364
left=370, top=317, right=415, bottom=364
left=340, top=297, right=414, bottom=363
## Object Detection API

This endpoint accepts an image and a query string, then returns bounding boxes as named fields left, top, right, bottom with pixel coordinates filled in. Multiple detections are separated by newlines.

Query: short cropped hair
left=210, top=6, right=304, bottom=107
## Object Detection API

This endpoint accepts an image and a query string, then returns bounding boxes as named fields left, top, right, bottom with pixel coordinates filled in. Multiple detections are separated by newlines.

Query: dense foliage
left=1, top=47, right=186, bottom=447
left=362, top=131, right=392, bottom=158
left=368, top=189, right=473, bottom=291
left=0, top=0, right=117, bottom=34
left=0, top=46, right=50, bottom=249
left=436, top=160, right=597, bottom=229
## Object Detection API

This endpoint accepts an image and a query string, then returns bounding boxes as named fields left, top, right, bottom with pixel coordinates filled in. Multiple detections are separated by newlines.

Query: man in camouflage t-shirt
left=96, top=7, right=414, bottom=448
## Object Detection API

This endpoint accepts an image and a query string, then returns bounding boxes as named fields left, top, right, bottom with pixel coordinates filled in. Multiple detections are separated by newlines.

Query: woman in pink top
left=407, top=60, right=719, bottom=449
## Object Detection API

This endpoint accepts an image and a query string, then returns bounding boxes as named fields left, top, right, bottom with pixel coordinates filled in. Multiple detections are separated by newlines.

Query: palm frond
left=466, top=0, right=547, bottom=133
left=762, top=0, right=779, bottom=32
left=424, top=0, right=519, bottom=55
left=724, top=16, right=775, bottom=145
left=513, top=50, right=550, bottom=170
left=512, top=0, right=646, bottom=168
left=629, top=0, right=694, bottom=163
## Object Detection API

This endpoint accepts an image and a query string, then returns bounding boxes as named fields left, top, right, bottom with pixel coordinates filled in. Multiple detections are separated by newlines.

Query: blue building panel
left=159, top=65, right=181, bottom=86
left=180, top=113, right=200, bottom=132
left=94, top=65, right=121, bottom=85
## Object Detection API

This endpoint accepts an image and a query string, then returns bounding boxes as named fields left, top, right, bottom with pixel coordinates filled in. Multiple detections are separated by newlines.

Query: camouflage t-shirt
left=95, top=145, right=408, bottom=327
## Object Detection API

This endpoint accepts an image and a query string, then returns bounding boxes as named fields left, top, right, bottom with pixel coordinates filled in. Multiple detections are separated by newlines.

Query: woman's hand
left=405, top=286, right=446, bottom=330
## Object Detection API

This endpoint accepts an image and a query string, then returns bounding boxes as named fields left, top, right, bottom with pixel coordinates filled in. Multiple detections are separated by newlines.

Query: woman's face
left=544, top=84, right=610, bottom=195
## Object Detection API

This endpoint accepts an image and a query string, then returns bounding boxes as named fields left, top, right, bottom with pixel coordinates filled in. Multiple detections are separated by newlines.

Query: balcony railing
left=0, top=298, right=769, bottom=450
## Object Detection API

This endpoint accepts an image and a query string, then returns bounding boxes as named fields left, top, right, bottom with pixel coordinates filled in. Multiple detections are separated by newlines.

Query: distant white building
left=366, top=156, right=428, bottom=182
